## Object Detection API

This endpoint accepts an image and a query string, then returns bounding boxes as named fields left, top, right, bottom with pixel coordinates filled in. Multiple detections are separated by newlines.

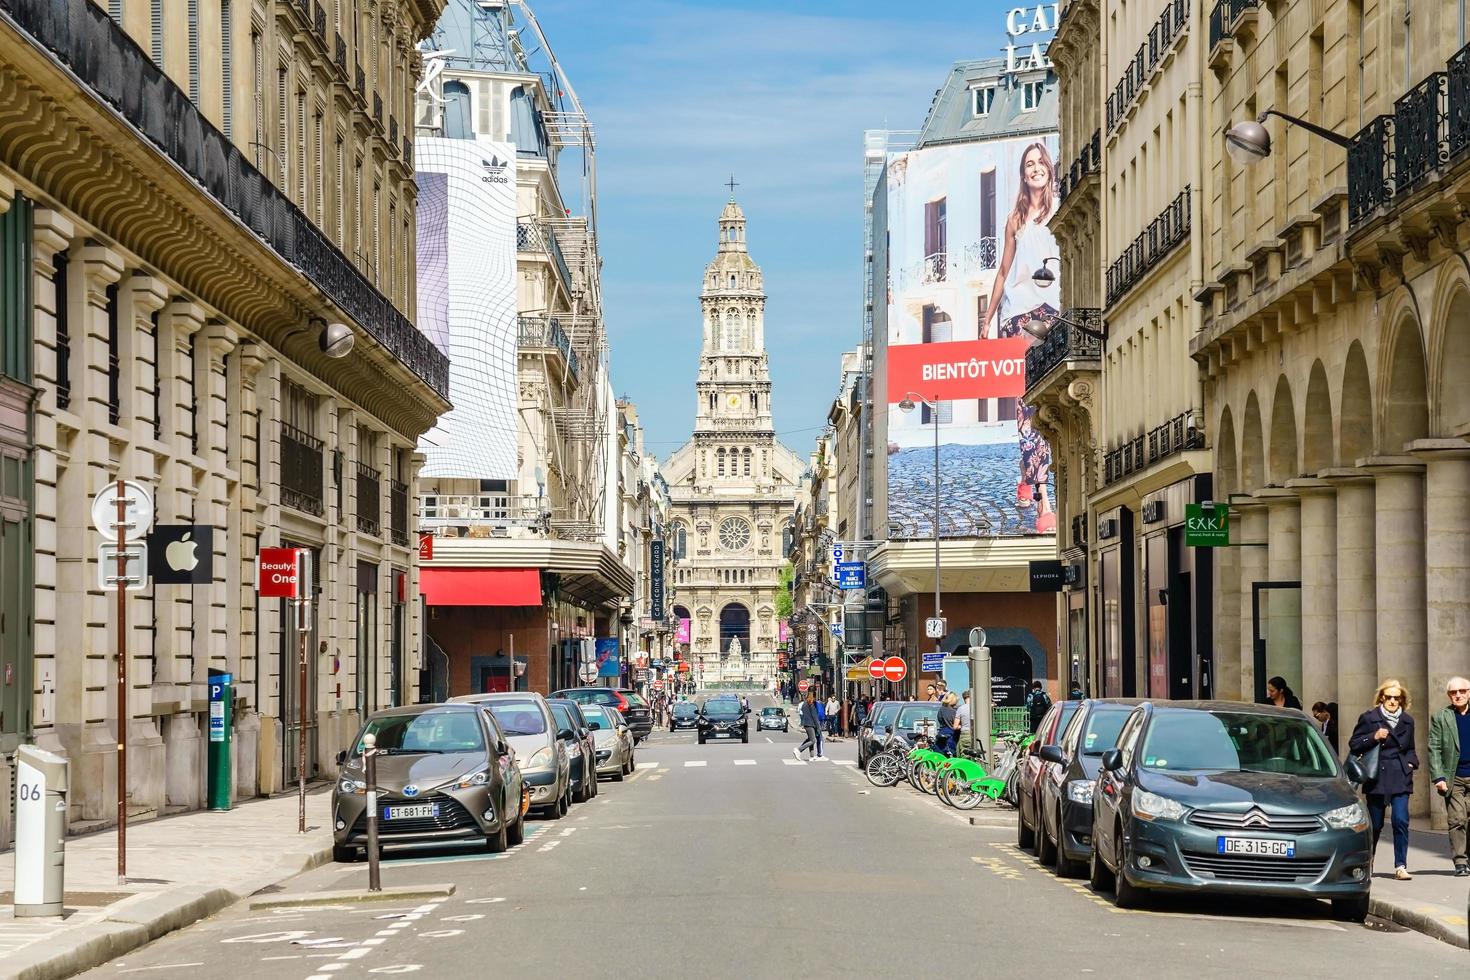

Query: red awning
left=420, top=568, right=541, bottom=607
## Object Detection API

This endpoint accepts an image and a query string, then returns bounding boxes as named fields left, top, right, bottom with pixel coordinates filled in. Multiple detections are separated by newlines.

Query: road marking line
left=734, top=759, right=756, bottom=765
left=783, top=759, right=807, bottom=766
left=636, top=761, right=657, bottom=769
left=764, top=737, right=773, bottom=743
left=684, top=760, right=707, bottom=767
left=361, top=939, right=386, bottom=946
left=118, top=966, right=207, bottom=974
left=832, top=759, right=855, bottom=766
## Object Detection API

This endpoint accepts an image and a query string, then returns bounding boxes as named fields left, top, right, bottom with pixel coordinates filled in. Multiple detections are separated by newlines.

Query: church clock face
left=718, top=517, right=751, bottom=551
left=727, top=393, right=741, bottom=409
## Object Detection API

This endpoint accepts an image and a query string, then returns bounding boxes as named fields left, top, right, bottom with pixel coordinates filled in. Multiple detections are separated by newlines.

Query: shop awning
left=420, top=568, right=541, bottom=607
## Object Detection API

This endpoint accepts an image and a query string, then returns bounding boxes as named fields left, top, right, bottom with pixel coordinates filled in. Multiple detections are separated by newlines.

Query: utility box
left=207, top=669, right=233, bottom=811
left=13, top=744, right=68, bottom=917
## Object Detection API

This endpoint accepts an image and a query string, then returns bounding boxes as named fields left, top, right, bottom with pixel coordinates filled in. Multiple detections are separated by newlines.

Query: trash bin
left=207, top=668, right=233, bottom=811
left=13, top=744, right=68, bottom=917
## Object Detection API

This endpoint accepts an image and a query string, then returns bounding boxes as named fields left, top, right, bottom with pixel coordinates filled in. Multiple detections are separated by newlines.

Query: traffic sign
left=834, top=562, right=866, bottom=589
left=867, top=658, right=885, bottom=680
left=91, top=480, right=154, bottom=542
left=97, top=543, right=147, bottom=591
left=921, top=651, right=947, bottom=673
left=798, top=679, right=810, bottom=693
left=925, top=617, right=947, bottom=639
left=652, top=679, right=665, bottom=690
left=883, top=656, right=907, bottom=683
left=578, top=662, right=599, bottom=684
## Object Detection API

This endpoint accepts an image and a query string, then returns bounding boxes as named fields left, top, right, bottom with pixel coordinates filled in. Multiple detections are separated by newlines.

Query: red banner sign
left=256, top=548, right=302, bottom=599
left=885, top=337, right=1031, bottom=403
left=418, top=531, right=434, bottom=562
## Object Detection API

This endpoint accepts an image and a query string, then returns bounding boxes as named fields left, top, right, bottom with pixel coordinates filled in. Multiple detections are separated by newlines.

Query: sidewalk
left=1368, top=819, right=1467, bottom=949
left=0, top=788, right=334, bottom=980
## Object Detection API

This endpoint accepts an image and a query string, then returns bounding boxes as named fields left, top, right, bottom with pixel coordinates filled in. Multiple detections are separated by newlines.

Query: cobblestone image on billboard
left=884, top=136, right=1059, bottom=538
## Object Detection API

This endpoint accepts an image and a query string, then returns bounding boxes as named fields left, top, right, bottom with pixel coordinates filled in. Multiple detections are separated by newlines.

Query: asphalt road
left=87, top=694, right=1466, bottom=979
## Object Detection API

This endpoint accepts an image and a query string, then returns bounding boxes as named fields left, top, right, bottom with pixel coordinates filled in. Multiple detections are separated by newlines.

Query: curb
left=248, top=883, right=456, bottom=909
left=1370, top=894, right=1469, bottom=950
left=0, top=836, right=334, bottom=980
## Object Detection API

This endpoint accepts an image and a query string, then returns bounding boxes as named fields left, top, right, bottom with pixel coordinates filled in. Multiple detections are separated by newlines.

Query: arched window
left=443, top=81, right=472, bottom=140
left=724, top=310, right=739, bottom=350
left=673, top=524, right=687, bottom=559
left=742, top=448, right=752, bottom=476
left=717, top=449, right=726, bottom=476
left=751, top=392, right=759, bottom=413
left=729, top=274, right=736, bottom=289
left=782, top=521, right=793, bottom=556
left=708, top=391, right=715, bottom=412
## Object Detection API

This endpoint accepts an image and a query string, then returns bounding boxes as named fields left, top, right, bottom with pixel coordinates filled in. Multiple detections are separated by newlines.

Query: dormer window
left=1022, top=80, right=1045, bottom=112
left=973, top=86, right=997, bottom=117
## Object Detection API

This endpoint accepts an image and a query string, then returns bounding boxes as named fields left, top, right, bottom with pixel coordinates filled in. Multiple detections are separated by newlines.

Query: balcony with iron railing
left=1057, top=130, right=1102, bottom=208
left=356, top=461, right=381, bottom=536
left=389, top=479, right=409, bottom=546
left=312, top=1, right=326, bottom=37
left=1207, top=0, right=1257, bottom=65
left=1105, top=187, right=1190, bottom=307
left=517, top=315, right=581, bottom=380
left=419, top=493, right=549, bottom=538
left=1024, top=309, right=1104, bottom=393
left=334, top=33, right=347, bottom=74
left=516, top=222, right=574, bottom=295
left=892, top=240, right=997, bottom=294
left=1106, top=0, right=1189, bottom=134
left=281, top=424, right=325, bottom=516
left=1101, top=410, right=1203, bottom=487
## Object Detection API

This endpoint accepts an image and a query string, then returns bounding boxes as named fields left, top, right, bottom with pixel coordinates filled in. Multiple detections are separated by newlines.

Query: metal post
left=363, top=733, right=381, bottom=891
left=297, top=590, right=308, bottom=835
left=115, top=480, right=127, bottom=884
left=932, top=401, right=941, bottom=662
left=970, top=637, right=992, bottom=763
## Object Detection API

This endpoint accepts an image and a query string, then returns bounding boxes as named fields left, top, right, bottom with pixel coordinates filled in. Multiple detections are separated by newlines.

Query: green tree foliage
left=776, top=562, right=794, bottom=620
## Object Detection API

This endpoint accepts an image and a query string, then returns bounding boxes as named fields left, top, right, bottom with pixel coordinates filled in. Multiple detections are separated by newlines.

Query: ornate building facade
left=664, top=200, right=804, bottom=686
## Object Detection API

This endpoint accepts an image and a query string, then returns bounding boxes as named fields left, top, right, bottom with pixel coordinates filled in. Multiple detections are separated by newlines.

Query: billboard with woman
left=882, top=135, right=1059, bottom=538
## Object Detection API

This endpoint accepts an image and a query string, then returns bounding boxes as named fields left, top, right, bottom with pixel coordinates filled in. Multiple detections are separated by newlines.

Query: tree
left=775, top=562, right=794, bottom=620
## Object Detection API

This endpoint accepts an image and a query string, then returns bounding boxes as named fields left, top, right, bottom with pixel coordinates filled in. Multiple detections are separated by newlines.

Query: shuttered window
left=187, top=0, right=200, bottom=103
left=221, top=0, right=233, bottom=138
left=151, top=0, right=163, bottom=64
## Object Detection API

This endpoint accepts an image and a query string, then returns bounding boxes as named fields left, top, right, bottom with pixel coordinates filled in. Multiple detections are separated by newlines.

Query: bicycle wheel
left=935, top=765, right=954, bottom=806
left=865, top=752, right=902, bottom=787
left=948, top=777, right=984, bottom=810
left=918, top=761, right=941, bottom=795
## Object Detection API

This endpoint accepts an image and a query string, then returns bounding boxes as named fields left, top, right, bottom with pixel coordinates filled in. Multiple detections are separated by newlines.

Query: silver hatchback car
left=582, top=704, right=636, bottom=779
left=450, top=692, right=573, bottom=818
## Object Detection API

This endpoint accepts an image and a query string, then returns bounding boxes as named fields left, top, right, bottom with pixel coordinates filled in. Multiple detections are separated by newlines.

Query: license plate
left=1217, top=836, right=1294, bottom=857
left=384, top=803, right=439, bottom=820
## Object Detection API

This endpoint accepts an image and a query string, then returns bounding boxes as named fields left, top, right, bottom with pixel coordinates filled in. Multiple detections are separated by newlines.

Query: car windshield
left=673, top=703, right=697, bottom=716
left=550, top=703, right=578, bottom=731
left=869, top=704, right=900, bottom=732
left=1140, top=710, right=1338, bottom=777
left=487, top=702, right=549, bottom=736
left=356, top=709, right=484, bottom=755
left=1079, top=707, right=1131, bottom=754
left=761, top=708, right=782, bottom=716
left=896, top=704, right=940, bottom=730
left=582, top=708, right=609, bottom=731
left=557, top=689, right=610, bottom=704
left=624, top=693, right=649, bottom=707
left=703, top=699, right=742, bottom=718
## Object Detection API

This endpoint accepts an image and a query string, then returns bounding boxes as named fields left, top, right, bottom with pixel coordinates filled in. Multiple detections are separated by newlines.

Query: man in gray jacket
left=1428, top=675, right=1470, bottom=876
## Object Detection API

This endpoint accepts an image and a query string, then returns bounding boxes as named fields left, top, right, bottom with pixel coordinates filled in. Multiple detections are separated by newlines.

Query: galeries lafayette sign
left=886, top=337, right=1031, bottom=402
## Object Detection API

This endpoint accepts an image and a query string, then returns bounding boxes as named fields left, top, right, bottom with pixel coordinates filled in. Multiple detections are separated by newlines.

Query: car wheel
left=698, top=735, right=706, bottom=744
left=507, top=808, right=525, bottom=847
left=486, top=819, right=508, bottom=853
left=613, top=762, right=625, bottom=782
left=1113, top=834, right=1143, bottom=909
left=1017, top=801, right=1035, bottom=849
left=1089, top=843, right=1115, bottom=892
left=1036, top=811, right=1058, bottom=865
left=573, top=776, right=589, bottom=804
left=1053, top=806, right=1081, bottom=878
left=1331, top=895, right=1369, bottom=923
left=741, top=733, right=749, bottom=743
left=560, top=787, right=571, bottom=817
left=332, top=843, right=357, bottom=863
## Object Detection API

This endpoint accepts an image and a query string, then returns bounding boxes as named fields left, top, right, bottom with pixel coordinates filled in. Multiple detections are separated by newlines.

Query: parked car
left=697, top=696, right=749, bottom=744
left=756, top=706, right=789, bottom=732
left=582, top=704, right=635, bottom=780
left=1034, top=699, right=1140, bottom=875
left=669, top=701, right=699, bottom=731
left=331, top=703, right=525, bottom=861
left=1089, top=701, right=1372, bottom=921
left=548, top=699, right=599, bottom=803
left=858, top=701, right=904, bottom=768
left=552, top=688, right=655, bottom=742
left=449, top=692, right=572, bottom=818
left=1016, top=700, right=1082, bottom=855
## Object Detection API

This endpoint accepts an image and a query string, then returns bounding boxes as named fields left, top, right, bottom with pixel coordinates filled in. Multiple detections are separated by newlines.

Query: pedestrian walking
left=795, top=692, right=821, bottom=761
left=1427, top=675, right=1470, bottom=877
left=1266, top=675, right=1303, bottom=710
left=937, top=692, right=959, bottom=755
left=1311, top=700, right=1339, bottom=754
left=815, top=696, right=827, bottom=758
left=1349, top=679, right=1421, bottom=880
left=1025, top=680, right=1052, bottom=733
left=825, top=695, right=839, bottom=739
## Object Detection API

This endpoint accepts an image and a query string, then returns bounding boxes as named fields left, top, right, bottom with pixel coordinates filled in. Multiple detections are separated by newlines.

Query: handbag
left=1353, top=743, right=1381, bottom=783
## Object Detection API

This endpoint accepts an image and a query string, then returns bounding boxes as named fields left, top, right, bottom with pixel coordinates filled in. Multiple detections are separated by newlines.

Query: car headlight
left=1132, top=789, right=1188, bottom=822
left=337, top=775, right=363, bottom=794
left=1066, top=780, right=1095, bottom=804
left=1322, top=802, right=1368, bottom=831
left=525, top=746, right=554, bottom=770
left=454, top=769, right=489, bottom=789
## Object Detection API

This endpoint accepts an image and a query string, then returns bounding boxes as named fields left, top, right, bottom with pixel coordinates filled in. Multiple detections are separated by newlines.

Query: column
left=1363, top=456, right=1429, bottom=818
left=234, top=344, right=268, bottom=796
left=1213, top=529, right=1241, bottom=700
left=1287, top=479, right=1338, bottom=717
left=1256, top=488, right=1302, bottom=700
left=1321, top=469, right=1377, bottom=746
left=1233, top=498, right=1269, bottom=702
left=1411, top=439, right=1470, bottom=830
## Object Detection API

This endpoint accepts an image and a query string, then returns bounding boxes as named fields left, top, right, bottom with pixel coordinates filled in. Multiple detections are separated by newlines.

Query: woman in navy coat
left=1348, top=679, right=1420, bottom=879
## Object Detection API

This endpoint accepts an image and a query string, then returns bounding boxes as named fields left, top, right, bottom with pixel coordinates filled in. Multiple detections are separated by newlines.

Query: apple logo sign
left=166, top=532, right=200, bottom=572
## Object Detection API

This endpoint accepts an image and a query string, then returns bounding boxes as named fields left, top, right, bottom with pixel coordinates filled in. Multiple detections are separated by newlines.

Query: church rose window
left=719, top=517, right=751, bottom=551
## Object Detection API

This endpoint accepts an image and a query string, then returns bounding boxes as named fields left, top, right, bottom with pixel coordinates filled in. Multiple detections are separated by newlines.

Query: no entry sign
left=883, top=656, right=907, bottom=683
left=868, top=658, right=886, bottom=680
left=257, top=548, right=304, bottom=598
left=798, top=679, right=810, bottom=693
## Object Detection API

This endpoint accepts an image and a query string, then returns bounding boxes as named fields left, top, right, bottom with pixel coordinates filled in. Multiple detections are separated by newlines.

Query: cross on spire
left=725, top=174, right=739, bottom=196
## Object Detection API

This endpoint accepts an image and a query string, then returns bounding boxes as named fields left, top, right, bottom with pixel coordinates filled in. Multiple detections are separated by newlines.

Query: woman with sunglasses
left=1348, top=680, right=1421, bottom=880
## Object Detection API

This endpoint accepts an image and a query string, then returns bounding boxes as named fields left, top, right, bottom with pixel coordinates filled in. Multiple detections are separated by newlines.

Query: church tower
left=662, top=198, right=805, bottom=687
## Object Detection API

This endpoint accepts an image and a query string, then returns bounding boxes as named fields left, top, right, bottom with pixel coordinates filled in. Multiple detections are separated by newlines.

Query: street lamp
left=898, top=391, right=943, bottom=675
left=1019, top=263, right=1108, bottom=342
left=1225, top=109, right=1352, bottom=166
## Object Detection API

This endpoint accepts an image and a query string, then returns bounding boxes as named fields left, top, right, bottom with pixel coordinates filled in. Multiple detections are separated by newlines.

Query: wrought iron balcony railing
left=517, top=315, right=580, bottom=380
left=389, top=479, right=409, bottom=546
left=419, top=493, right=548, bottom=534
left=313, top=1, right=326, bottom=37
left=1024, top=309, right=1103, bottom=391
left=1395, top=72, right=1448, bottom=193
left=516, top=222, right=574, bottom=294
left=356, top=461, right=381, bottom=535
left=1347, top=115, right=1396, bottom=227
left=1108, top=0, right=1190, bottom=134
left=1105, top=187, right=1190, bottom=307
left=355, top=65, right=365, bottom=101
left=1102, top=410, right=1202, bottom=487
left=389, top=116, right=399, bottom=150
left=0, top=0, right=449, bottom=399
left=281, top=423, right=325, bottom=516
left=372, top=93, right=382, bottom=125
left=334, top=33, right=347, bottom=73
left=1058, top=130, right=1101, bottom=206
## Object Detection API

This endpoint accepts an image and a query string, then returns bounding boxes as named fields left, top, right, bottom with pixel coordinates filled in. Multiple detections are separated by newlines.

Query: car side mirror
left=558, top=728, right=574, bottom=741
left=1038, top=744, right=1066, bottom=765
left=1100, top=748, right=1124, bottom=773
left=884, top=726, right=894, bottom=734
left=335, top=749, right=348, bottom=766
left=1343, top=756, right=1365, bottom=785
left=497, top=741, right=510, bottom=756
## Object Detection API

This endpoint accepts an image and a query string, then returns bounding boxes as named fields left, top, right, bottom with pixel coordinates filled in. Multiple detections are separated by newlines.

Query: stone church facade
left=663, top=200, right=804, bottom=686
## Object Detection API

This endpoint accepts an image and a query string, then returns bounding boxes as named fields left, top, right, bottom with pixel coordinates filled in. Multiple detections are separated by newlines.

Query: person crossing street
left=795, top=691, right=822, bottom=761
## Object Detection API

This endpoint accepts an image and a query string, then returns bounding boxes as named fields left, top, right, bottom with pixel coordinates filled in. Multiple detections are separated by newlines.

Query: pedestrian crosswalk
left=637, top=757, right=856, bottom=769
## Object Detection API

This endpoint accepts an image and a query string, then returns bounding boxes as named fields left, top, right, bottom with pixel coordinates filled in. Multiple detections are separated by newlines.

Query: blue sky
left=526, top=1, right=1021, bottom=458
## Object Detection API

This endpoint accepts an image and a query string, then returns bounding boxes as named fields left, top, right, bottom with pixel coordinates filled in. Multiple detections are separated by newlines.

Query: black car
left=697, top=697, right=748, bottom=744
left=1016, top=700, right=1081, bottom=855
left=1033, top=699, right=1139, bottom=875
left=552, top=687, right=655, bottom=742
left=1089, top=701, right=1372, bottom=920
left=547, top=699, right=599, bottom=804
left=669, top=701, right=699, bottom=731
left=857, top=701, right=903, bottom=767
